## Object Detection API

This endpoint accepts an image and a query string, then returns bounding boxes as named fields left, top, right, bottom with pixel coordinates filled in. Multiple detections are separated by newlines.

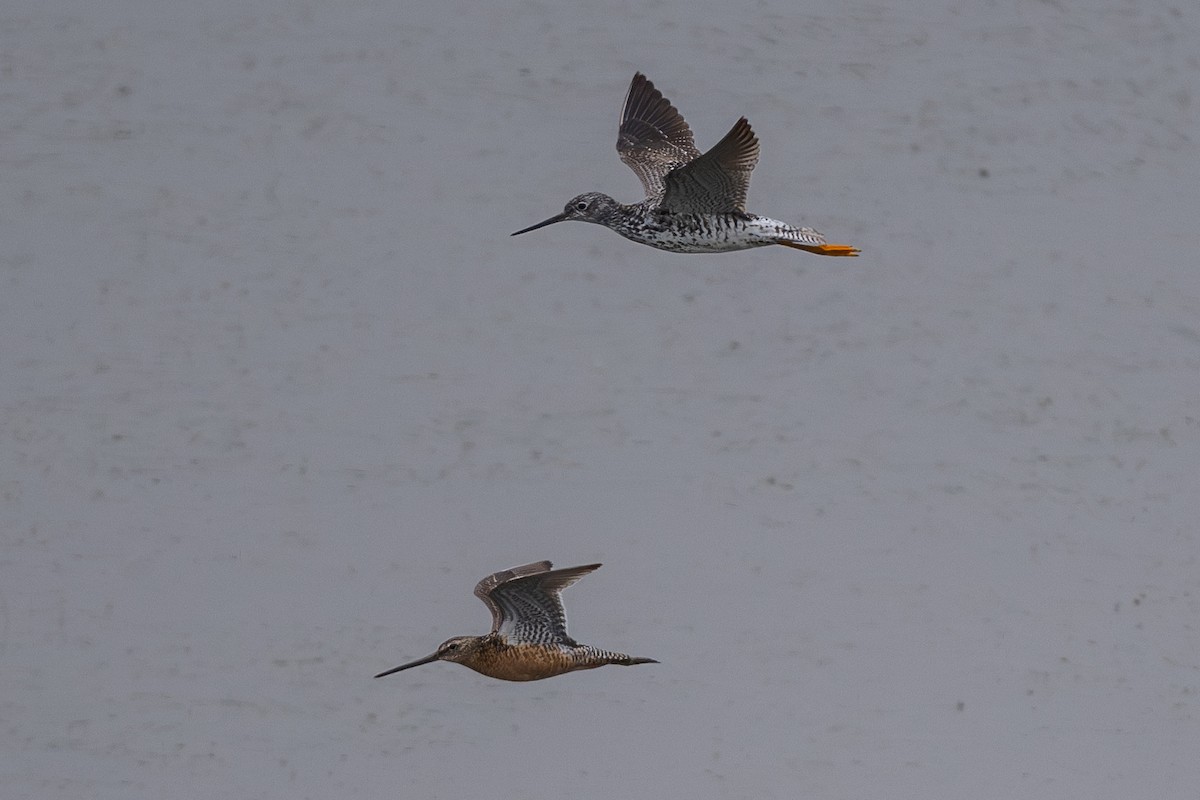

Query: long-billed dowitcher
left=512, top=72, right=860, bottom=256
left=374, top=561, right=657, bottom=682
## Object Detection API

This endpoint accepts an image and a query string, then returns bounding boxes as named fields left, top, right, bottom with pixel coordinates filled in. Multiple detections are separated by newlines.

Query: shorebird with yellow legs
left=374, top=561, right=658, bottom=682
left=512, top=72, right=860, bottom=257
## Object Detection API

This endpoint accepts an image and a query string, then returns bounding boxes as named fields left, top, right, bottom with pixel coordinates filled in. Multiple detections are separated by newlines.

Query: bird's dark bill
left=511, top=212, right=568, bottom=236
left=374, top=651, right=439, bottom=678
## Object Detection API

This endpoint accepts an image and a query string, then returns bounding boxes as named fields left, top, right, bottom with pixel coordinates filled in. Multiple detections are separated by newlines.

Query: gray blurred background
left=2, top=0, right=1197, bottom=798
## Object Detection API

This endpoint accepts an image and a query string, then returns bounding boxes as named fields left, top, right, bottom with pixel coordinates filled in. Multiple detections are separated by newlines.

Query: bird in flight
left=512, top=72, right=859, bottom=257
left=374, top=561, right=658, bottom=682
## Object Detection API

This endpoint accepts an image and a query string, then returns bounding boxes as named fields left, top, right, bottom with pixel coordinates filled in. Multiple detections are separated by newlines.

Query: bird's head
left=511, top=192, right=622, bottom=235
left=373, top=635, right=485, bottom=678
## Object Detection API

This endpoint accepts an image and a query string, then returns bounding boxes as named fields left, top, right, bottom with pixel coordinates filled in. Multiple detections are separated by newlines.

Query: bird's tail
left=618, top=655, right=659, bottom=666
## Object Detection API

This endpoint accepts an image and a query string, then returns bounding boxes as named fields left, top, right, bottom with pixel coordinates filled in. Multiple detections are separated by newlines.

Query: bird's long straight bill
left=374, top=651, right=439, bottom=678
left=511, top=212, right=568, bottom=236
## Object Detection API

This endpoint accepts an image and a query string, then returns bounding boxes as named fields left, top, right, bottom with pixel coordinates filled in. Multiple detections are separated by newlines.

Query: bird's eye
left=575, top=201, right=588, bottom=211
left=445, top=642, right=458, bottom=650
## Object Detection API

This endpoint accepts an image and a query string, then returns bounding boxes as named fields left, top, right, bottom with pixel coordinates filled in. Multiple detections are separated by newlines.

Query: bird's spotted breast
left=467, top=643, right=583, bottom=682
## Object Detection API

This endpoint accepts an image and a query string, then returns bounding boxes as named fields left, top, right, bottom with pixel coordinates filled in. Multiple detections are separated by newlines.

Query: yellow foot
left=776, top=240, right=861, bottom=257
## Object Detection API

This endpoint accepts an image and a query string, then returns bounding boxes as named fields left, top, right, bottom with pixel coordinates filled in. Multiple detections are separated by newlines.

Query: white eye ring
left=575, top=201, right=588, bottom=211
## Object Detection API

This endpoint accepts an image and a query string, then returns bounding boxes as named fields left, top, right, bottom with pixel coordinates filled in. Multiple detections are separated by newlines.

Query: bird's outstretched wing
left=617, top=73, right=701, bottom=203
left=659, top=117, right=760, bottom=214
left=476, top=562, right=601, bottom=645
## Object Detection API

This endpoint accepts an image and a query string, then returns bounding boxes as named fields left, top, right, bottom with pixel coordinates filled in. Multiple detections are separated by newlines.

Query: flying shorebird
left=374, top=561, right=658, bottom=682
left=511, top=72, right=860, bottom=256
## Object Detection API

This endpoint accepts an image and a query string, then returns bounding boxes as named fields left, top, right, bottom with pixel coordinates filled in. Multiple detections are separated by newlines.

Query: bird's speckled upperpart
left=512, top=73, right=859, bottom=257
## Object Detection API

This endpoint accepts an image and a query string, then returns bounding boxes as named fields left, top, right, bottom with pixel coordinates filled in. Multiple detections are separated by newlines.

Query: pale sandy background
left=2, top=1, right=1198, bottom=798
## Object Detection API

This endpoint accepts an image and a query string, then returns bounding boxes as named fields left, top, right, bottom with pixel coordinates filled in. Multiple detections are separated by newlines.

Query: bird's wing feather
left=617, top=73, right=700, bottom=203
left=475, top=561, right=553, bottom=633
left=660, top=117, right=759, bottom=214
left=483, top=563, right=601, bottom=645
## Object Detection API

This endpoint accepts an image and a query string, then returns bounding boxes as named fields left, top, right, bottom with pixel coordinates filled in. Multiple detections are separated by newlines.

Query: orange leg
left=776, top=240, right=860, bottom=257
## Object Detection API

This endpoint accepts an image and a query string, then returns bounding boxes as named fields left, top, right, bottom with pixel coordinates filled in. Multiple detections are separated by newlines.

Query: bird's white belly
left=620, top=214, right=817, bottom=253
